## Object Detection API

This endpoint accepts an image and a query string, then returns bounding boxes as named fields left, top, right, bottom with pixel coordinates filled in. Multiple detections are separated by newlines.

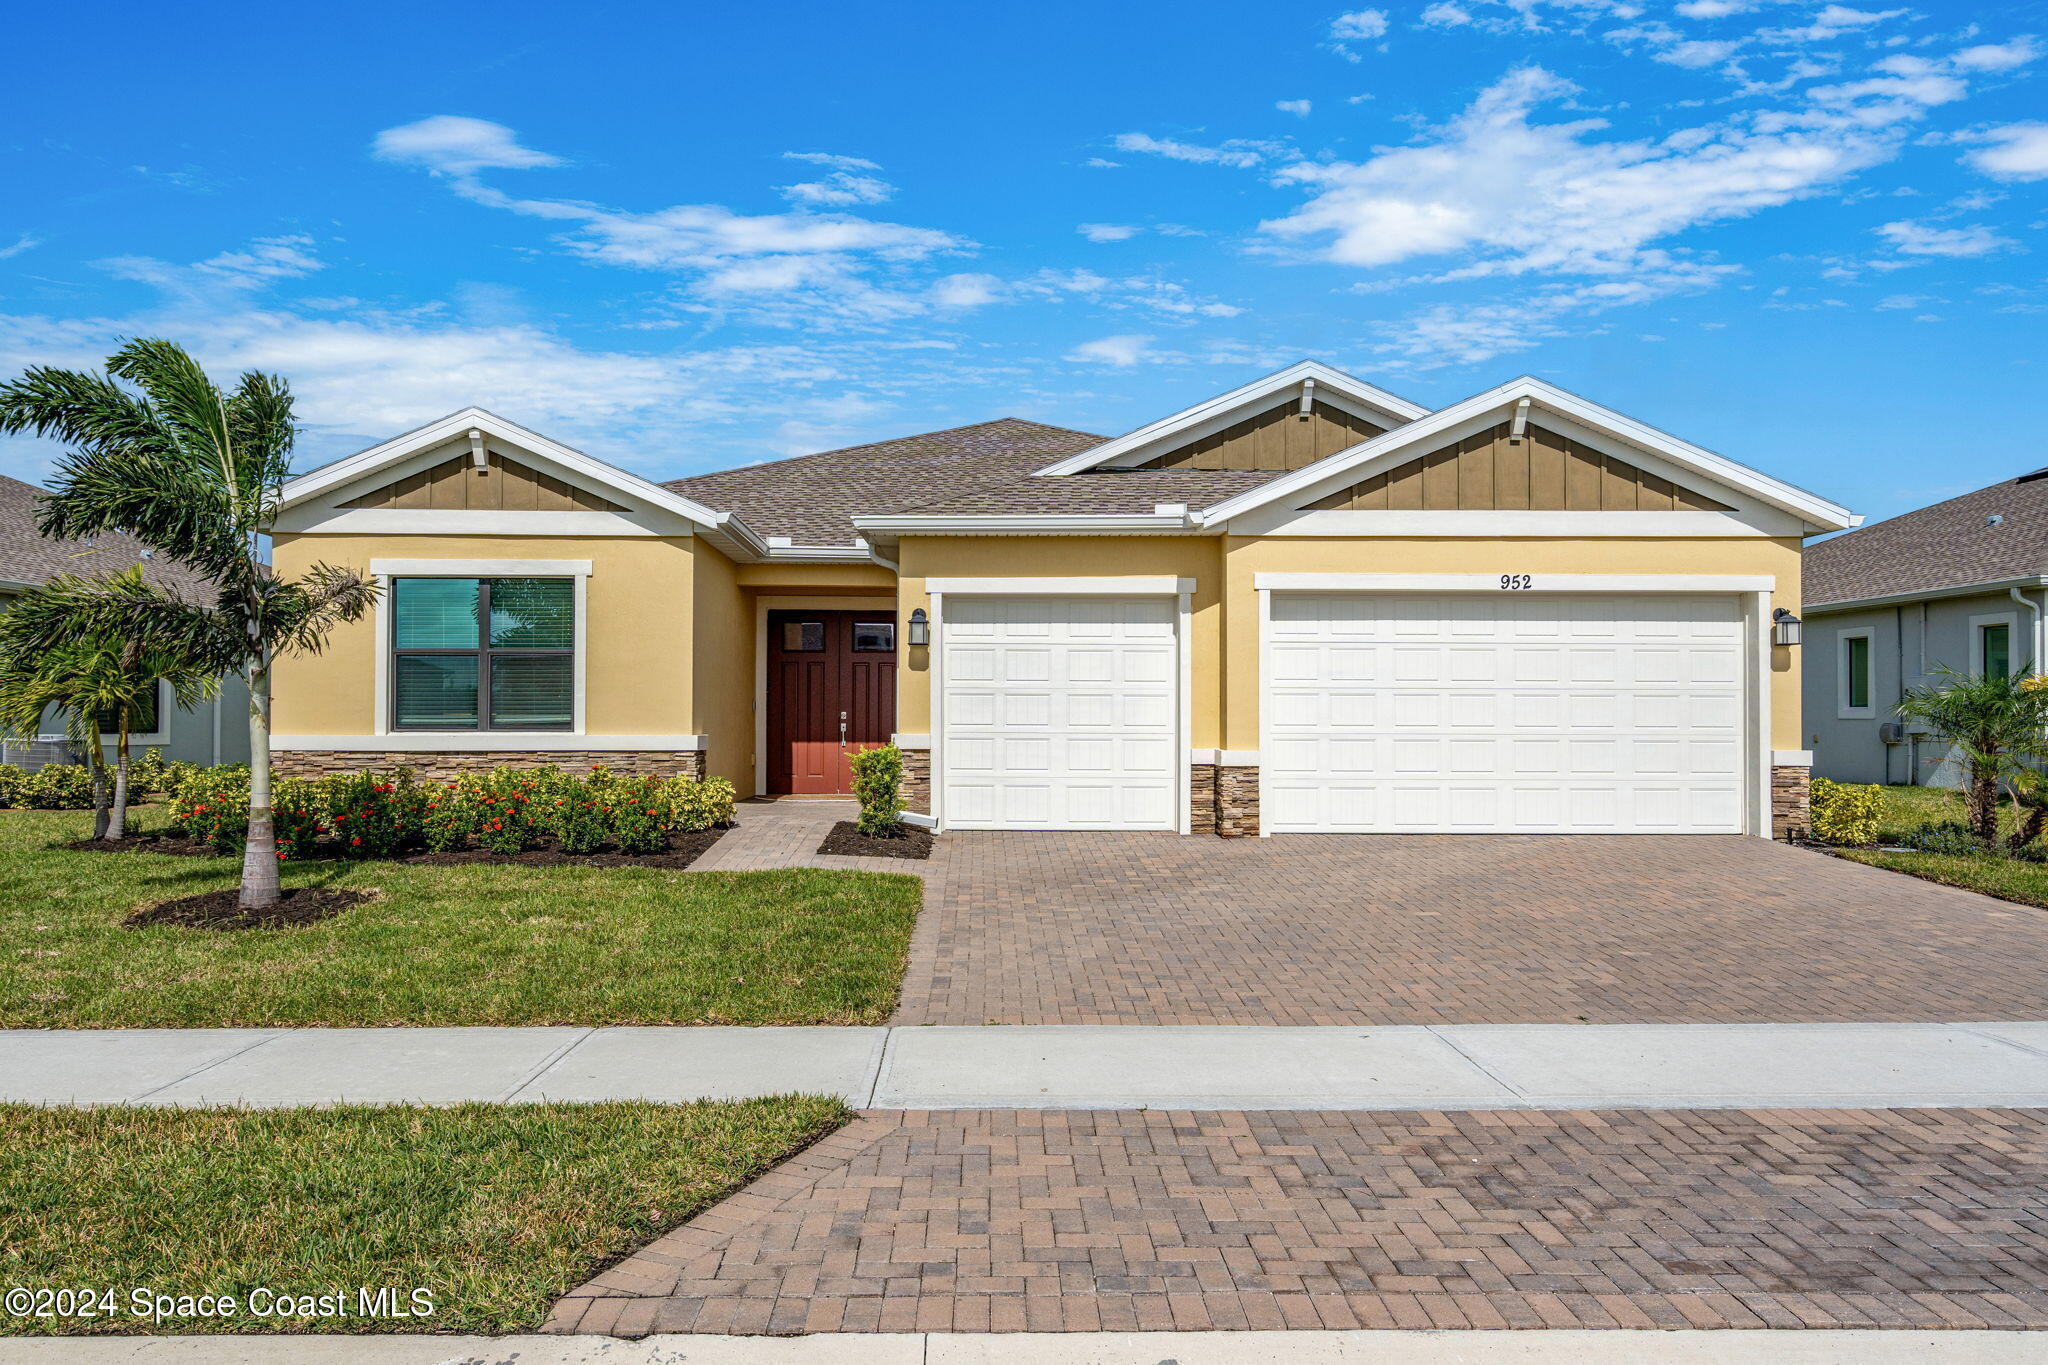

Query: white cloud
left=1065, top=333, right=1153, bottom=366
left=1675, top=0, right=1751, bottom=15
left=781, top=151, right=882, bottom=171
left=1110, top=132, right=1286, bottom=168
left=929, top=273, right=1003, bottom=307
left=779, top=171, right=894, bottom=206
left=1330, top=9, right=1389, bottom=39
left=370, top=115, right=562, bottom=176
left=1077, top=223, right=1142, bottom=242
left=1257, top=65, right=1890, bottom=275
left=99, top=235, right=326, bottom=296
left=0, top=233, right=41, bottom=260
left=1371, top=275, right=1713, bottom=366
left=1759, top=6, right=1906, bottom=45
left=1875, top=218, right=2013, bottom=257
left=1963, top=122, right=2048, bottom=180
left=1419, top=2, right=1473, bottom=24
left=1951, top=37, right=2043, bottom=72
left=1083, top=157, right=1122, bottom=168
left=1276, top=99, right=1314, bottom=117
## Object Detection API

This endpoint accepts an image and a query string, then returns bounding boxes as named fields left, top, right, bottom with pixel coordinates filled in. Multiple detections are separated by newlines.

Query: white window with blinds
left=391, top=576, right=576, bottom=731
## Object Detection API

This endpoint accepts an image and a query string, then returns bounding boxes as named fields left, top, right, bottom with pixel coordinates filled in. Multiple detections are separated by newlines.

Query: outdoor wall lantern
left=908, top=607, right=929, bottom=647
left=1772, top=607, right=1803, bottom=647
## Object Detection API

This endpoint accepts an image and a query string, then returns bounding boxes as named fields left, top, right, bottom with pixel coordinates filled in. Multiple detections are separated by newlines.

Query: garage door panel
left=942, top=595, right=1179, bottom=831
left=1265, top=592, right=1746, bottom=835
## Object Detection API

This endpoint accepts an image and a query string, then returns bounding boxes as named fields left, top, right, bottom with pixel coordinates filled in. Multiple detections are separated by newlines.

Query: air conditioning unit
left=1878, top=722, right=1909, bottom=745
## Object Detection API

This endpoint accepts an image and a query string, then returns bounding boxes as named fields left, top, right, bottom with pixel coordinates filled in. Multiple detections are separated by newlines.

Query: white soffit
left=1030, top=360, right=1432, bottom=477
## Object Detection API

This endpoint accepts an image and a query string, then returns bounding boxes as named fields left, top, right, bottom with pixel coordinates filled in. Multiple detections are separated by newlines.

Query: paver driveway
left=895, top=832, right=2048, bottom=1025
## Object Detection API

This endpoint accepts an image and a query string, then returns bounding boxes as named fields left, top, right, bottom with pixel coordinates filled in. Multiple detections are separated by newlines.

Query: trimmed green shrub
left=671, top=774, right=736, bottom=831
left=323, top=769, right=426, bottom=858
left=849, top=744, right=903, bottom=837
left=272, top=776, right=324, bottom=861
left=421, top=779, right=477, bottom=853
left=604, top=775, right=673, bottom=854
left=1899, top=820, right=1990, bottom=857
left=1808, top=776, right=1884, bottom=846
left=168, top=765, right=253, bottom=852
left=129, top=747, right=172, bottom=800
left=0, top=763, right=25, bottom=809
left=21, top=763, right=95, bottom=810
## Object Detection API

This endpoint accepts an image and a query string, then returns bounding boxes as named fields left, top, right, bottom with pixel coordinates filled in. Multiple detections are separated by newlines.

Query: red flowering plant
left=421, top=778, right=478, bottom=853
left=167, top=764, right=253, bottom=854
left=322, top=768, right=425, bottom=858
left=605, top=775, right=674, bottom=854
left=271, top=776, right=323, bottom=861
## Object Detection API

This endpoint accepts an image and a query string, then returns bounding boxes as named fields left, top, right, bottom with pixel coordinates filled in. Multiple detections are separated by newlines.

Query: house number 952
left=1499, top=574, right=1533, bottom=590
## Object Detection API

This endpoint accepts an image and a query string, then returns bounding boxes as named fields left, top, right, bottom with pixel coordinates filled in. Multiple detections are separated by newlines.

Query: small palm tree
left=0, top=339, right=376, bottom=903
left=1896, top=664, right=2048, bottom=843
left=0, top=568, right=216, bottom=840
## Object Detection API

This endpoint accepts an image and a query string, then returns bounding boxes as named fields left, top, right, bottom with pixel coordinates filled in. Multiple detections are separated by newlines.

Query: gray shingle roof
left=0, top=476, right=217, bottom=599
left=1805, top=469, right=2048, bottom=608
left=665, top=417, right=1296, bottom=543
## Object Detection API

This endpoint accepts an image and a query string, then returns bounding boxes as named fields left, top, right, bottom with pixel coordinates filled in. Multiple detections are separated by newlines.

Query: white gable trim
left=1030, top=360, right=1430, bottom=477
left=1198, top=377, right=1859, bottom=534
left=277, top=408, right=769, bottom=557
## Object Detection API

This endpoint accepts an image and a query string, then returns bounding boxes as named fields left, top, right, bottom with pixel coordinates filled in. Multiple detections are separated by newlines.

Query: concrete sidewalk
left=3, top=1331, right=2045, bottom=1363
left=7, top=1021, right=2048, bottom=1109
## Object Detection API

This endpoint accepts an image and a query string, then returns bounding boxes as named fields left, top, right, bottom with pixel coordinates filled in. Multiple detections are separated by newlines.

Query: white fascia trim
left=1230, top=509, right=1797, bottom=538
left=761, top=543, right=888, bottom=563
left=1197, top=377, right=1859, bottom=533
left=891, top=733, right=931, bottom=750
left=1804, top=575, right=2048, bottom=615
left=371, top=558, right=593, bottom=577
left=276, top=407, right=770, bottom=556
left=1253, top=573, right=1777, bottom=594
left=1773, top=750, right=1814, bottom=767
left=274, top=734, right=709, bottom=752
left=1030, top=360, right=1431, bottom=476
left=274, top=508, right=695, bottom=538
left=925, top=576, right=1197, bottom=595
left=850, top=513, right=1195, bottom=535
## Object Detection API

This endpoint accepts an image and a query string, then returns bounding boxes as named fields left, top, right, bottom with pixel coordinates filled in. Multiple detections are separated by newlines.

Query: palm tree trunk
left=86, top=743, right=110, bottom=840
left=108, top=712, right=130, bottom=842
left=1967, top=762, right=2000, bottom=843
left=239, top=660, right=280, bottom=910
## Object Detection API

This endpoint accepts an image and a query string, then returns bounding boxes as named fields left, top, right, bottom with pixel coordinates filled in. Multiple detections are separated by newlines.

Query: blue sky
left=2, top=0, right=2043, bottom=522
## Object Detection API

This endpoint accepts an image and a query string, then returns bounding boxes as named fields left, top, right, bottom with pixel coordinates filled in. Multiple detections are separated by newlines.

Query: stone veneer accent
left=900, top=747, right=932, bottom=815
left=1771, top=763, right=1811, bottom=841
left=1189, top=763, right=1218, bottom=835
left=273, top=749, right=707, bottom=781
left=1215, top=765, right=1260, bottom=838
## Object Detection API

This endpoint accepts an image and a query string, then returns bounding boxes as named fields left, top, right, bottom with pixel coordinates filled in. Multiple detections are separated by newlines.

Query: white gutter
left=2014, top=586, right=2045, bottom=673
left=1805, top=575, right=2048, bottom=615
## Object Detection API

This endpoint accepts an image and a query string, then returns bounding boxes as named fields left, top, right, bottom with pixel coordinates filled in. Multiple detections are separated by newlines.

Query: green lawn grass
left=0, top=808, right=920, bottom=1027
left=1836, top=783, right=2048, bottom=909
left=0, top=1097, right=845, bottom=1335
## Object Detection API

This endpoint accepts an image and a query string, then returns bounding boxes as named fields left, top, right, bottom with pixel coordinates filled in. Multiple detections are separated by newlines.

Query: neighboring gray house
left=0, top=475, right=249, bottom=768
left=1802, top=469, right=2048, bottom=785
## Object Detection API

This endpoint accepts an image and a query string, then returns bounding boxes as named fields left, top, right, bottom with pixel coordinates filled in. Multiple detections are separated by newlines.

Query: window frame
left=1837, top=627, right=1875, bottom=719
left=390, top=576, right=576, bottom=732
left=851, top=620, right=896, bottom=653
left=1970, top=610, right=2020, bottom=678
left=93, top=678, right=167, bottom=743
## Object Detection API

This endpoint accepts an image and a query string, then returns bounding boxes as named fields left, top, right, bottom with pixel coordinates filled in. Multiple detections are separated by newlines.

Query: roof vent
left=1988, top=514, right=2006, bottom=527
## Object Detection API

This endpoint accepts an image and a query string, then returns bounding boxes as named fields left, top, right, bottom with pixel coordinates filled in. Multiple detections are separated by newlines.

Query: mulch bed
left=64, top=828, right=729, bottom=869
left=817, top=821, right=934, bottom=861
left=125, top=887, right=378, bottom=931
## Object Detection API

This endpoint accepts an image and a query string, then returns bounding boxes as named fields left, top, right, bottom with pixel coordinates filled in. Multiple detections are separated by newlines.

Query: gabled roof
left=0, top=475, right=218, bottom=598
left=280, top=407, right=762, bottom=554
left=1195, top=375, right=1860, bottom=533
left=665, top=417, right=1104, bottom=547
left=1030, top=360, right=1430, bottom=477
left=1805, top=470, right=2048, bottom=609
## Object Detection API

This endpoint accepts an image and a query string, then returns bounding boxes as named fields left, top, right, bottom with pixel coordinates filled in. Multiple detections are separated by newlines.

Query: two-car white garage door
left=1263, top=592, right=1746, bottom=834
left=936, top=590, right=1749, bottom=835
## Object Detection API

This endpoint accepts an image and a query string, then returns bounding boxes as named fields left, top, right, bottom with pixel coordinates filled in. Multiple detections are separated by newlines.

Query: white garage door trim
left=1257, top=575, right=1773, bottom=837
left=931, top=580, right=1192, bottom=833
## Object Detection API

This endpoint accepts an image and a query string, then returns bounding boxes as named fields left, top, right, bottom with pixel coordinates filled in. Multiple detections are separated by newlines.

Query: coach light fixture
left=1772, top=607, right=1802, bottom=647
left=908, top=607, right=929, bottom=647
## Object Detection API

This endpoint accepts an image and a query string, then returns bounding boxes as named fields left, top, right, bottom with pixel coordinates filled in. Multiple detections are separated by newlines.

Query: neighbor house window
left=1981, top=622, right=2013, bottom=677
left=95, top=679, right=162, bottom=736
left=392, top=577, right=573, bottom=730
left=1840, top=632, right=1872, bottom=715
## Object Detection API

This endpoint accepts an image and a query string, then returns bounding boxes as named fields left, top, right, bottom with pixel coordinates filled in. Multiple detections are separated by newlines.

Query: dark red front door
left=766, top=610, right=898, bottom=795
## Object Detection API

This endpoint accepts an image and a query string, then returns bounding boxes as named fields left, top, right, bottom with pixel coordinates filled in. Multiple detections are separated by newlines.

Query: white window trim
left=1836, top=627, right=1876, bottom=720
left=751, top=595, right=898, bottom=797
left=372, top=559, right=591, bottom=737
left=1253, top=572, right=1775, bottom=593
left=1969, top=611, right=2020, bottom=676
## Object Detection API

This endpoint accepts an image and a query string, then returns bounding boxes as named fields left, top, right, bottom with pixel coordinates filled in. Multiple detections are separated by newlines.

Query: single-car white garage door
left=1264, top=592, right=1746, bottom=834
left=941, top=595, right=1179, bottom=830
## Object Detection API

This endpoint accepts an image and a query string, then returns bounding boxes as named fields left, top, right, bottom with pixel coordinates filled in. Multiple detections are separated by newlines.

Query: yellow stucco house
left=270, top=361, right=1857, bottom=838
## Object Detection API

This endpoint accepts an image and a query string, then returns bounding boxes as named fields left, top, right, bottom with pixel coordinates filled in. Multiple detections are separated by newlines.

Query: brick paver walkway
left=693, top=798, right=945, bottom=881
left=896, top=833, right=2048, bottom=1024
left=546, top=1106, right=2048, bottom=1336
